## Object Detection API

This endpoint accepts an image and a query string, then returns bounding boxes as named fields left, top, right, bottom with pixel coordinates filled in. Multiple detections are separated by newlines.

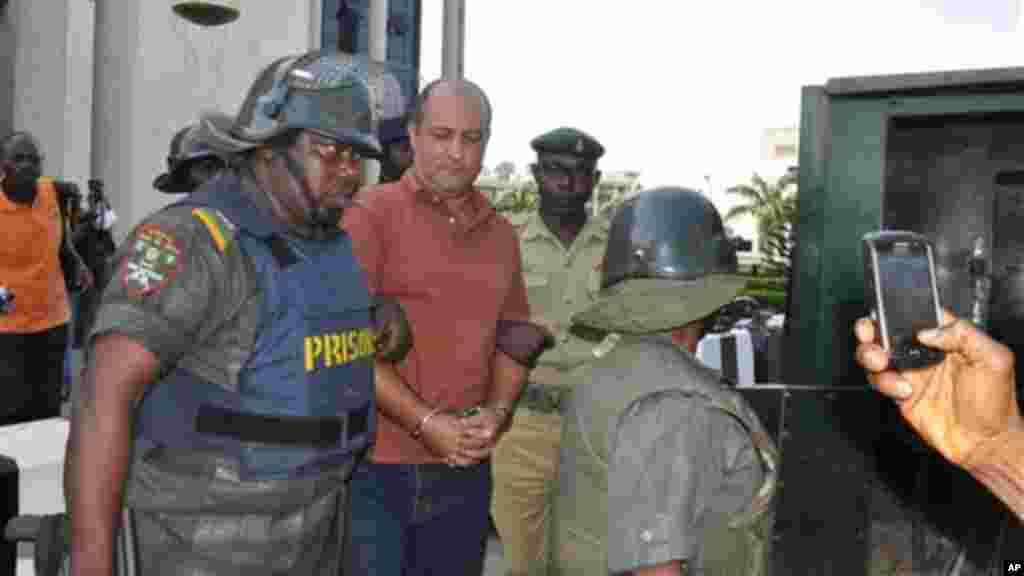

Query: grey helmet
left=153, top=124, right=225, bottom=194
left=573, top=186, right=747, bottom=333
left=199, top=51, right=383, bottom=157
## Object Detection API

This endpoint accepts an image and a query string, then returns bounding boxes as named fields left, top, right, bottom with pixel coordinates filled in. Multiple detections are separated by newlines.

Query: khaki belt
left=518, top=382, right=570, bottom=415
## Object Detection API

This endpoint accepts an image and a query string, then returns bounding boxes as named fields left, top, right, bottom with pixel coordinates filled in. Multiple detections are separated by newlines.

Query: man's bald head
left=409, top=79, right=492, bottom=149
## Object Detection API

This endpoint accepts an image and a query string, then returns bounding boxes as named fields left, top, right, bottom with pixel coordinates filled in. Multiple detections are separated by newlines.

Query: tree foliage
left=725, top=171, right=798, bottom=278
left=494, top=161, right=516, bottom=181
left=494, top=180, right=538, bottom=214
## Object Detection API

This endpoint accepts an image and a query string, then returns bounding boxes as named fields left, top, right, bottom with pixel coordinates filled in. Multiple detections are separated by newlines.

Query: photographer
left=854, top=310, right=1024, bottom=521
left=0, top=131, right=92, bottom=425
left=70, top=178, right=117, bottom=350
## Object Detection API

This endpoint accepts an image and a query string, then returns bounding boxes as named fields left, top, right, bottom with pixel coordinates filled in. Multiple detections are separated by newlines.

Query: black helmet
left=573, top=186, right=746, bottom=333
left=153, top=124, right=225, bottom=194
left=199, top=50, right=383, bottom=157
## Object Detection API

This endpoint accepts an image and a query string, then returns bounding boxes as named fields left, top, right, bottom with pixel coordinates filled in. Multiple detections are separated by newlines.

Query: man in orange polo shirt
left=342, top=79, right=552, bottom=575
left=0, top=131, right=90, bottom=425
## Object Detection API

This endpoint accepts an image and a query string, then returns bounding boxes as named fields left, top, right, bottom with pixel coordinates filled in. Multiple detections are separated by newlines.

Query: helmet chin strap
left=278, top=147, right=342, bottom=241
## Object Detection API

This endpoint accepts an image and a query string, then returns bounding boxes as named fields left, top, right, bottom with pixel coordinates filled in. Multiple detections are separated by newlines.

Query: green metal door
left=788, top=70, right=1024, bottom=389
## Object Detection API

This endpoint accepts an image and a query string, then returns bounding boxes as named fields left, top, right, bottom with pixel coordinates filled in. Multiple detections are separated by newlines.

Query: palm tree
left=494, top=180, right=538, bottom=214
left=724, top=172, right=798, bottom=277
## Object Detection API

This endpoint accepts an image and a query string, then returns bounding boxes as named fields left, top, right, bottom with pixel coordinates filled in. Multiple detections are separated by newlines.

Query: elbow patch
left=496, top=320, right=555, bottom=369
left=371, top=295, right=412, bottom=363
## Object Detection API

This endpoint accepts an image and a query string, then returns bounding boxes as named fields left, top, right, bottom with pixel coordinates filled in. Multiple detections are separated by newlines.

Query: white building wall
left=9, top=0, right=85, bottom=181
left=62, top=0, right=95, bottom=185
left=706, top=127, right=799, bottom=267
left=5, top=2, right=323, bottom=233
left=93, top=2, right=322, bottom=239
left=0, top=5, right=16, bottom=138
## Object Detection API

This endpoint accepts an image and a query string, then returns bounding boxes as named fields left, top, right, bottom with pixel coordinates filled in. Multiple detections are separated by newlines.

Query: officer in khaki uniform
left=492, top=127, right=610, bottom=575
left=550, top=186, right=779, bottom=575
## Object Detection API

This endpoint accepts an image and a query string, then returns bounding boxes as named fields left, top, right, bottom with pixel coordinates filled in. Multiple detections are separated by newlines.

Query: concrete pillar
left=441, top=0, right=464, bottom=80
left=62, top=0, right=96, bottom=184
left=6, top=0, right=93, bottom=182
left=0, top=5, right=15, bottom=137
left=90, top=2, right=322, bottom=239
left=369, top=0, right=388, bottom=62
left=362, top=0, right=388, bottom=185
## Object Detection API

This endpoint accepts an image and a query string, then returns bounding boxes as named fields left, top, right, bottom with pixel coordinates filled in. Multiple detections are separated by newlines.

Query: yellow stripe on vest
left=191, top=208, right=228, bottom=252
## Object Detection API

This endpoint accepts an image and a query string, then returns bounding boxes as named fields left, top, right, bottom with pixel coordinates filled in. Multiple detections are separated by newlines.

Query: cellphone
left=862, top=230, right=945, bottom=370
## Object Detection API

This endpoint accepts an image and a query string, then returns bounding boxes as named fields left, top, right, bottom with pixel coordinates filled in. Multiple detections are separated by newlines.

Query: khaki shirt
left=511, top=211, right=610, bottom=376
left=552, top=333, right=769, bottom=574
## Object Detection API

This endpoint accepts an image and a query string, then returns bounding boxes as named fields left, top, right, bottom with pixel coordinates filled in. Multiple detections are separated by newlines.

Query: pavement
left=484, top=536, right=505, bottom=575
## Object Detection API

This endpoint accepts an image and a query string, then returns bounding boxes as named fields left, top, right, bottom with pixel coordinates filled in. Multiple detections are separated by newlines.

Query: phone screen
left=877, top=243, right=939, bottom=351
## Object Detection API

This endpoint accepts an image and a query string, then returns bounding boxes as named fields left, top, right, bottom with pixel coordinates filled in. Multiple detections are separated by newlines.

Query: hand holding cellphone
left=862, top=230, right=946, bottom=370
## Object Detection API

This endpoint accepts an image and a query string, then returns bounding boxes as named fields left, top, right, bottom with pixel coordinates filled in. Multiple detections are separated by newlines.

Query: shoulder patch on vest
left=120, top=223, right=184, bottom=297
left=191, top=207, right=236, bottom=253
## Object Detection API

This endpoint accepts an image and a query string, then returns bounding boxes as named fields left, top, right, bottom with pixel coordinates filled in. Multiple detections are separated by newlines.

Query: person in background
left=491, top=126, right=610, bottom=575
left=0, top=130, right=91, bottom=425
left=153, top=123, right=227, bottom=195
left=376, top=112, right=413, bottom=184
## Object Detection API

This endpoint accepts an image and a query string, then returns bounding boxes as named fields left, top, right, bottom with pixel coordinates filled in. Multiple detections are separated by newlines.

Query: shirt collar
left=524, top=210, right=610, bottom=245
left=403, top=170, right=496, bottom=232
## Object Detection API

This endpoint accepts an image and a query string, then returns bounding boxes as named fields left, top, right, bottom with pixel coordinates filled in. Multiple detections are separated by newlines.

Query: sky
left=414, top=0, right=1024, bottom=196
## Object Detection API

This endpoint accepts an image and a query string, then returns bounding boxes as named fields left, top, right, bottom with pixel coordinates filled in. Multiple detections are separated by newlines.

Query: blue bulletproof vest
left=134, top=174, right=375, bottom=481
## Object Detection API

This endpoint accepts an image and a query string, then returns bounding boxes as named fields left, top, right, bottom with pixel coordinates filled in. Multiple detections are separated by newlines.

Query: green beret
left=530, top=127, right=605, bottom=161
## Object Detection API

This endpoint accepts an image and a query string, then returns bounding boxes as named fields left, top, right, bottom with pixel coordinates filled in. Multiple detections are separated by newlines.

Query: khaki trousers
left=491, top=408, right=563, bottom=575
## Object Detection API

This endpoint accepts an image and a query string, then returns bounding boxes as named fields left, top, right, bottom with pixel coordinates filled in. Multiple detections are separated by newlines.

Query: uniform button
left=448, top=216, right=455, bottom=224
left=640, top=529, right=653, bottom=543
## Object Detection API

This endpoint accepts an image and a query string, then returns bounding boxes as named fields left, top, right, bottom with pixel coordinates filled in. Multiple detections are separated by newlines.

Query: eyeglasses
left=306, top=133, right=361, bottom=168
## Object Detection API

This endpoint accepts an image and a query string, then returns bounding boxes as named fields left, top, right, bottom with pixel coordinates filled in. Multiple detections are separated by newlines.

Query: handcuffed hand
left=854, top=308, right=1023, bottom=468
left=420, top=412, right=478, bottom=468
left=456, top=406, right=508, bottom=462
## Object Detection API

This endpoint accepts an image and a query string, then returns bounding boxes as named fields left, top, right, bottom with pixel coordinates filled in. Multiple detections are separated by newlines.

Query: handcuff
left=440, top=405, right=514, bottom=468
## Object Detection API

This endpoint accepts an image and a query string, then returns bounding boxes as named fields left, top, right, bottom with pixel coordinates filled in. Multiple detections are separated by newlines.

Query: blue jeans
left=344, top=459, right=493, bottom=575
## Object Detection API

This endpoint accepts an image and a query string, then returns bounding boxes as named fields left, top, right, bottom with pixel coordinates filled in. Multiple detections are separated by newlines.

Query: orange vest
left=0, top=177, right=70, bottom=333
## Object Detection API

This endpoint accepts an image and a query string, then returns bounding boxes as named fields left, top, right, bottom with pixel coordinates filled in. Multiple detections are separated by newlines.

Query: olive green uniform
left=548, top=186, right=779, bottom=575
left=550, top=334, right=777, bottom=575
left=491, top=210, right=609, bottom=574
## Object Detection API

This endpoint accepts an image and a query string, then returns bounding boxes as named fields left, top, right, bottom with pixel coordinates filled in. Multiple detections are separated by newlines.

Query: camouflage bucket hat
left=571, top=275, right=747, bottom=334
left=198, top=51, right=386, bottom=157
